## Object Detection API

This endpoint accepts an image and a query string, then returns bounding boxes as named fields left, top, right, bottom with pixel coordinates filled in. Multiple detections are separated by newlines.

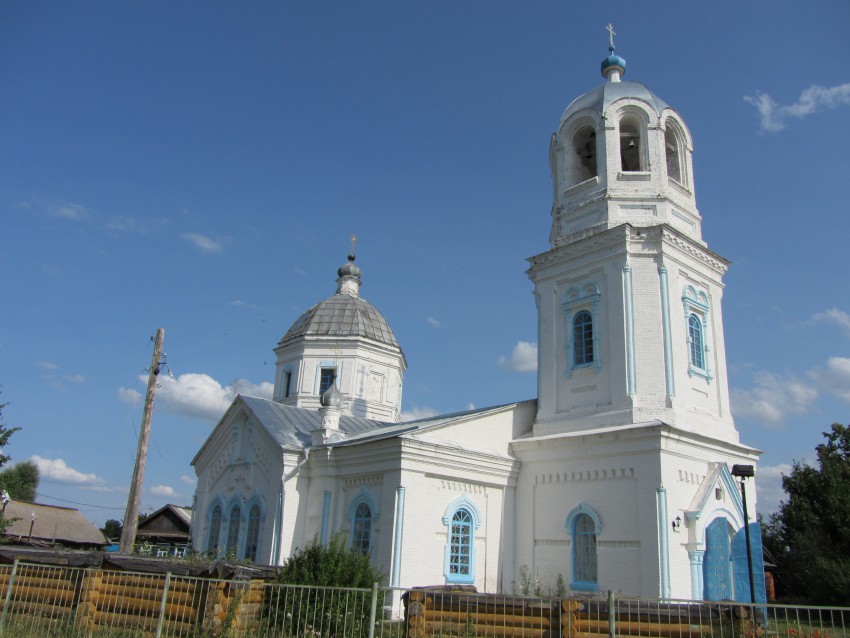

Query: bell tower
left=528, top=38, right=738, bottom=443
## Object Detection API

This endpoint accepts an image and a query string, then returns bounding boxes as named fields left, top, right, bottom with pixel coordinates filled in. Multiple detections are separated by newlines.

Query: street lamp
left=731, top=464, right=756, bottom=605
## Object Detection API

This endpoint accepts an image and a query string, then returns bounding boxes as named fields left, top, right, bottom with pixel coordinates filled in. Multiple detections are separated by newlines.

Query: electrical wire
left=36, top=492, right=125, bottom=510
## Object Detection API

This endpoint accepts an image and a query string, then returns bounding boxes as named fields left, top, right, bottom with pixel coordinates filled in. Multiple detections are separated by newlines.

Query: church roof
left=232, top=395, right=532, bottom=451
left=239, top=395, right=391, bottom=450
left=560, top=80, right=670, bottom=124
left=279, top=293, right=400, bottom=349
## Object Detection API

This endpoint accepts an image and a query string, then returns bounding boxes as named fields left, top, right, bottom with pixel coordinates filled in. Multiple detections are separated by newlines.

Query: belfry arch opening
left=572, top=126, right=597, bottom=184
left=665, top=124, right=683, bottom=183
left=619, top=116, right=644, bottom=172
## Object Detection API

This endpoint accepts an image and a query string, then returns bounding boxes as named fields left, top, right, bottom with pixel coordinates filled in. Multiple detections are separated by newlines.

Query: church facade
left=191, top=46, right=763, bottom=601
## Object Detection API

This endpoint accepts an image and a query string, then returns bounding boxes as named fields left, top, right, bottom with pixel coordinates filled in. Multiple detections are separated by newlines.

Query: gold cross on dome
left=350, top=234, right=357, bottom=254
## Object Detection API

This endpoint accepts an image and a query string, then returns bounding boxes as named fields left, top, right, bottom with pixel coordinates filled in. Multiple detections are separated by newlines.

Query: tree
left=768, top=423, right=850, bottom=604
left=0, top=395, right=21, bottom=535
left=101, top=519, right=122, bottom=541
left=264, top=533, right=384, bottom=638
left=0, top=460, right=39, bottom=501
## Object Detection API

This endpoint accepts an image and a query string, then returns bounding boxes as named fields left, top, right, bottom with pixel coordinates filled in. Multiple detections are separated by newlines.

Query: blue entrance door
left=703, top=517, right=732, bottom=600
left=732, top=522, right=767, bottom=605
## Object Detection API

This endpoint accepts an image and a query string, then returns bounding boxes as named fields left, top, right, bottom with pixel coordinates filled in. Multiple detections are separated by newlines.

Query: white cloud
left=63, top=374, right=85, bottom=385
left=179, top=474, right=197, bottom=485
left=118, top=387, right=142, bottom=405
left=498, top=341, right=538, bottom=373
left=150, top=485, right=177, bottom=497
left=400, top=406, right=440, bottom=422
left=745, top=83, right=850, bottom=132
left=149, top=372, right=273, bottom=423
left=812, top=308, right=850, bottom=339
left=104, top=215, right=142, bottom=232
left=182, top=232, right=223, bottom=254
left=31, top=456, right=105, bottom=486
left=50, top=202, right=91, bottom=220
left=809, top=357, right=850, bottom=404
left=35, top=360, right=58, bottom=370
left=730, top=370, right=817, bottom=427
left=426, top=317, right=443, bottom=328
left=755, top=463, right=793, bottom=516
left=466, top=403, right=476, bottom=411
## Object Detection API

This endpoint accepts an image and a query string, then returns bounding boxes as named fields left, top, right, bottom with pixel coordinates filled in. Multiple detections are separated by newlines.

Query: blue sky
left=1, top=2, right=849, bottom=526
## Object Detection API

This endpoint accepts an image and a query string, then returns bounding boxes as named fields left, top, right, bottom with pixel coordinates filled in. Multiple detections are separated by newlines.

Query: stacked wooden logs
left=405, top=592, right=749, bottom=638
left=405, top=589, right=564, bottom=638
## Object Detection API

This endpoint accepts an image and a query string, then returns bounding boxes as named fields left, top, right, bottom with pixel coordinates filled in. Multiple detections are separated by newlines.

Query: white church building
left=191, top=44, right=764, bottom=601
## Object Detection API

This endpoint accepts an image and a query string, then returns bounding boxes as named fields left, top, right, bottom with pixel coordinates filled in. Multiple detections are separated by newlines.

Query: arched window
left=688, top=314, right=705, bottom=369
left=619, top=116, right=644, bottom=172
left=352, top=502, right=372, bottom=555
left=574, top=514, right=598, bottom=585
left=449, top=508, right=473, bottom=581
left=443, top=496, right=481, bottom=585
left=226, top=505, right=241, bottom=555
left=244, top=504, right=262, bottom=562
left=348, top=490, right=379, bottom=554
left=572, top=126, right=597, bottom=183
left=682, top=286, right=712, bottom=382
left=665, top=126, right=682, bottom=183
left=566, top=503, right=601, bottom=592
left=207, top=504, right=222, bottom=552
left=573, top=310, right=594, bottom=366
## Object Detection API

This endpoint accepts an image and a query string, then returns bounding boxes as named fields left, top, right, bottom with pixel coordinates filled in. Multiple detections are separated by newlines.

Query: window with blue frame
left=573, top=310, right=594, bottom=366
left=226, top=505, right=241, bottom=555
left=244, top=504, right=262, bottom=562
left=207, top=504, right=222, bottom=552
left=682, top=286, right=712, bottom=382
left=566, top=503, right=601, bottom=591
left=562, top=283, right=601, bottom=377
left=573, top=514, right=598, bottom=587
left=448, top=508, right=473, bottom=581
left=352, top=502, right=372, bottom=555
left=688, top=314, right=705, bottom=369
left=319, top=367, right=336, bottom=395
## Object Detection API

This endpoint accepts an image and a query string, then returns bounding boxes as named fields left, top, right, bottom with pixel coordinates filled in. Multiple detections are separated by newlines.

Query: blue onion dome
left=601, top=46, right=626, bottom=79
left=320, top=384, right=343, bottom=408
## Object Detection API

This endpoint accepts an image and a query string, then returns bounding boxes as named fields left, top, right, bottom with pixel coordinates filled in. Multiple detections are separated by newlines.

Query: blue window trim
left=207, top=498, right=224, bottom=552
left=242, top=495, right=266, bottom=563
left=573, top=310, right=594, bottom=366
left=562, top=283, right=601, bottom=378
left=682, top=286, right=712, bottom=383
left=566, top=503, right=601, bottom=592
left=315, top=360, right=338, bottom=396
left=348, top=489, right=380, bottom=554
left=688, top=314, right=705, bottom=369
left=225, top=502, right=242, bottom=557
left=244, top=503, right=263, bottom=562
left=442, top=495, right=481, bottom=585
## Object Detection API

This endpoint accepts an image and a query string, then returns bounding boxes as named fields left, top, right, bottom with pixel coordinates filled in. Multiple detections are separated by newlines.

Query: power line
left=36, top=493, right=125, bottom=510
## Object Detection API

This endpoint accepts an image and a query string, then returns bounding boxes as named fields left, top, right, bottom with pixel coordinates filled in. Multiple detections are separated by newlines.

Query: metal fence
left=0, top=560, right=847, bottom=638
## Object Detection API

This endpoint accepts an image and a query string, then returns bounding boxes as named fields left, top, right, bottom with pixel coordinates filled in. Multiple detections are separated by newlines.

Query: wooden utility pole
left=119, top=328, right=164, bottom=554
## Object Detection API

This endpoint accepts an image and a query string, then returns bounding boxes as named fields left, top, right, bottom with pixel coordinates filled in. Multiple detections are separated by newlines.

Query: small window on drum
left=665, top=126, right=682, bottom=183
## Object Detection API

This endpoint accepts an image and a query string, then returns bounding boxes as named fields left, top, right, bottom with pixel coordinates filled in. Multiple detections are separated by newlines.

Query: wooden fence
left=403, top=589, right=764, bottom=638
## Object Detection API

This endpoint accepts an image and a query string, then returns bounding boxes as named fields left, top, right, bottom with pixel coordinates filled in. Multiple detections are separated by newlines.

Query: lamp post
left=731, top=464, right=756, bottom=605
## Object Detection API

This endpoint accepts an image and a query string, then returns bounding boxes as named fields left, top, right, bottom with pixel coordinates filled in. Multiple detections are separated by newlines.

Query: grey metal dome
left=278, top=294, right=401, bottom=349
left=560, top=81, right=670, bottom=125
left=320, top=384, right=343, bottom=408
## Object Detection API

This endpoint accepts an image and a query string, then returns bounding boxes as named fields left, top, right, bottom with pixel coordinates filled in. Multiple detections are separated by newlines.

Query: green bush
left=262, top=533, right=384, bottom=638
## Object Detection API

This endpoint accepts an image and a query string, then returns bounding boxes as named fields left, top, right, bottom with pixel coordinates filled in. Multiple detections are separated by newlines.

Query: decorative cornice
left=660, top=226, right=729, bottom=273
